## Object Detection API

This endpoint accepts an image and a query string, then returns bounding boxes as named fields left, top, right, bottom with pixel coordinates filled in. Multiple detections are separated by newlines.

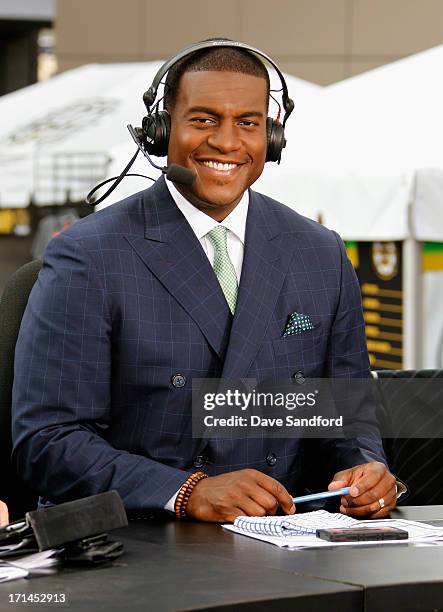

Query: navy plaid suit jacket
left=12, top=176, right=386, bottom=511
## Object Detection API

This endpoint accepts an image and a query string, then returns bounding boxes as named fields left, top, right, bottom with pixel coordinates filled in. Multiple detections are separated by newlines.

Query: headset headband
left=143, top=39, right=295, bottom=127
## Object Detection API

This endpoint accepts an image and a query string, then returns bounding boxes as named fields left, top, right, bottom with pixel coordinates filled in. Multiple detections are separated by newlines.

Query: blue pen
left=292, top=487, right=351, bottom=504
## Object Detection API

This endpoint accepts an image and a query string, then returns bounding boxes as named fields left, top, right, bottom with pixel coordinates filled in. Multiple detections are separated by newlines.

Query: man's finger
left=346, top=482, right=388, bottom=507
left=357, top=497, right=395, bottom=519
left=366, top=500, right=397, bottom=519
left=328, top=465, right=364, bottom=495
left=345, top=490, right=397, bottom=517
left=256, top=474, right=294, bottom=514
left=328, top=479, right=348, bottom=490
left=225, top=506, right=250, bottom=523
left=346, top=473, right=396, bottom=507
left=329, top=478, right=359, bottom=497
left=346, top=465, right=386, bottom=498
left=238, top=498, right=269, bottom=517
left=239, top=478, right=280, bottom=513
left=0, top=501, right=8, bottom=527
left=342, top=490, right=397, bottom=518
left=249, top=489, right=280, bottom=515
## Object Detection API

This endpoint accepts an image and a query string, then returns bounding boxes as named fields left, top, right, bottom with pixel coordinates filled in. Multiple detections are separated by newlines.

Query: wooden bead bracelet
left=174, top=471, right=208, bottom=518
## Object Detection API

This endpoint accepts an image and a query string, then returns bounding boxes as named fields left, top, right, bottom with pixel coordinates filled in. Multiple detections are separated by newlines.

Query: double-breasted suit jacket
left=12, top=177, right=385, bottom=510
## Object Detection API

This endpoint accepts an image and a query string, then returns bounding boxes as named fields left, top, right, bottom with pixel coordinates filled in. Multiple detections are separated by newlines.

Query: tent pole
left=403, top=190, right=422, bottom=369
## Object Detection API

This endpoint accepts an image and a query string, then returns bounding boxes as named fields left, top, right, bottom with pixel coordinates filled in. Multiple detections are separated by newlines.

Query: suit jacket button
left=193, top=456, right=205, bottom=468
left=293, top=371, right=305, bottom=384
left=266, top=452, right=277, bottom=466
left=171, top=374, right=186, bottom=388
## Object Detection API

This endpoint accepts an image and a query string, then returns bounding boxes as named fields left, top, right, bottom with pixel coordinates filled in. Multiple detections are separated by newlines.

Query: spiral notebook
left=232, top=510, right=359, bottom=537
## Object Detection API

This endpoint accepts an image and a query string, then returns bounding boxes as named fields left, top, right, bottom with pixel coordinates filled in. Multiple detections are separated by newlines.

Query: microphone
left=165, top=163, right=196, bottom=186
left=26, top=491, right=127, bottom=550
left=128, top=125, right=196, bottom=187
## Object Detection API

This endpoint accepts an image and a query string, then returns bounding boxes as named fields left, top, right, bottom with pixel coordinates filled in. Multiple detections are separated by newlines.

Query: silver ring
left=378, top=497, right=385, bottom=509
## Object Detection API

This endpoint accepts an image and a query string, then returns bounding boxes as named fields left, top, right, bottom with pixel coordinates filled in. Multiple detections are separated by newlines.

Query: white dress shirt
left=165, top=179, right=249, bottom=281
left=163, top=179, right=249, bottom=512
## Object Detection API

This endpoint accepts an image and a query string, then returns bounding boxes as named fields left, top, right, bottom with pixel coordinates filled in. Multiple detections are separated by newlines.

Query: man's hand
left=328, top=461, right=396, bottom=518
left=186, top=469, right=295, bottom=522
left=0, top=500, right=9, bottom=527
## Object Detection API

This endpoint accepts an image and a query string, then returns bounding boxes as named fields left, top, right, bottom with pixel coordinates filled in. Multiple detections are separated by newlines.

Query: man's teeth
left=202, top=161, right=237, bottom=171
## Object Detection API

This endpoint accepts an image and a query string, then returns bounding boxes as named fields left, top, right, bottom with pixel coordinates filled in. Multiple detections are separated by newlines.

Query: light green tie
left=206, top=225, right=238, bottom=314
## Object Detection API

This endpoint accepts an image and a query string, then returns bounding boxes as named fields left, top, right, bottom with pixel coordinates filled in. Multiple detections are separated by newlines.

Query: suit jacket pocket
left=272, top=326, right=323, bottom=357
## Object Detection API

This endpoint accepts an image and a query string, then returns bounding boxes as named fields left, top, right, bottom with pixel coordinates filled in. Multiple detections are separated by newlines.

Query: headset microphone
left=127, top=124, right=196, bottom=186
left=165, top=163, right=196, bottom=186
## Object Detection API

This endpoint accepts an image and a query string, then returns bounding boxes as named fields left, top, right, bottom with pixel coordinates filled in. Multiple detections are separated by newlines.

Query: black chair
left=375, top=369, right=443, bottom=505
left=0, top=260, right=41, bottom=520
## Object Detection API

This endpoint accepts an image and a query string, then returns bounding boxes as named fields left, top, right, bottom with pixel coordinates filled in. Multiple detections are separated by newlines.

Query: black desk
left=1, top=506, right=443, bottom=612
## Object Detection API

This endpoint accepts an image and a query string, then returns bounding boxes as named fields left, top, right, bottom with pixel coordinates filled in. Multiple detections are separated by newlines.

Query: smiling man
left=12, top=40, right=397, bottom=522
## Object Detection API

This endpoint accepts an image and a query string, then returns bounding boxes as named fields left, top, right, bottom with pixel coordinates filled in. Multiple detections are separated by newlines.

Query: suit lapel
left=221, top=190, right=294, bottom=379
left=126, top=177, right=232, bottom=361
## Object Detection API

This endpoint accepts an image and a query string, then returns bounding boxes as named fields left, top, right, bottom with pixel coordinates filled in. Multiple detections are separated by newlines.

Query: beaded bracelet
left=174, top=471, right=208, bottom=518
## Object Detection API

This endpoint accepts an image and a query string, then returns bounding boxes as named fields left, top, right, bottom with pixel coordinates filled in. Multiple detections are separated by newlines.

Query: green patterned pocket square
left=283, top=312, right=315, bottom=337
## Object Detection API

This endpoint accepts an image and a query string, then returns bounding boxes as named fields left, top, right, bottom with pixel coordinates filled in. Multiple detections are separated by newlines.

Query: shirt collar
left=166, top=178, right=249, bottom=244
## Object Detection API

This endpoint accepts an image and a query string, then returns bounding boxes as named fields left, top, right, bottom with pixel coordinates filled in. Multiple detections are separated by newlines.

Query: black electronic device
left=0, top=490, right=128, bottom=561
left=316, top=527, right=409, bottom=542
left=26, top=490, right=127, bottom=550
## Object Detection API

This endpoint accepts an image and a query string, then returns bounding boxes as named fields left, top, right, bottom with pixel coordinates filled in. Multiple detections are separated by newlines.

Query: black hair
left=164, top=40, right=270, bottom=112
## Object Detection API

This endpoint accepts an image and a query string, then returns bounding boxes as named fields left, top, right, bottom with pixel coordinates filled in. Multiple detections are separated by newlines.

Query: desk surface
left=1, top=506, right=443, bottom=612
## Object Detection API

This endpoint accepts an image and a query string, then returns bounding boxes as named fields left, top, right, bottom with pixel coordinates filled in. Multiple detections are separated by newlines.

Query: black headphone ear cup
left=144, top=110, right=171, bottom=157
left=266, top=117, right=286, bottom=163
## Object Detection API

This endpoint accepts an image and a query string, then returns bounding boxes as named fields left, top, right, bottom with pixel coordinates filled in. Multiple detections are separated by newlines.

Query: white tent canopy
left=0, top=62, right=162, bottom=207
left=255, top=44, right=443, bottom=241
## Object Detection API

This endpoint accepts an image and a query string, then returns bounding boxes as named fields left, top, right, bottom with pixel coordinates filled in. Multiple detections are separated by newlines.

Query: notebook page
left=0, top=549, right=61, bottom=582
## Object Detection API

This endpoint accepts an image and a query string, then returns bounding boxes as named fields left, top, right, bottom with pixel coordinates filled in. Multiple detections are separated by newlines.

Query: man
left=12, top=42, right=396, bottom=522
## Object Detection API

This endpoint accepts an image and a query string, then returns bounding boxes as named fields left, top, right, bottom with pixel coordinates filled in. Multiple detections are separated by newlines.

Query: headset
left=140, top=38, right=294, bottom=162
left=86, top=38, right=295, bottom=205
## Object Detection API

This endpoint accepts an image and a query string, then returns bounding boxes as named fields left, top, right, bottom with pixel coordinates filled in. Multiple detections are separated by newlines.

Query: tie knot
left=206, top=225, right=228, bottom=252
